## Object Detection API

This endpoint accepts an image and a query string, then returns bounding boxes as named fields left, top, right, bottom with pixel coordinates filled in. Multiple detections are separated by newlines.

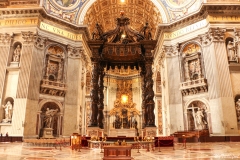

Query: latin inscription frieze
left=0, top=18, right=38, bottom=27
left=40, top=22, right=82, bottom=41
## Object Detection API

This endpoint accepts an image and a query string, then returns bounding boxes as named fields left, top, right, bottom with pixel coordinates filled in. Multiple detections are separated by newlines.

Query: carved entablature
left=102, top=44, right=142, bottom=62
left=0, top=1, right=8, bottom=7
left=40, top=45, right=66, bottom=97
left=180, top=42, right=208, bottom=96
left=21, top=31, right=36, bottom=44
left=9, top=0, right=39, bottom=6
left=0, top=33, right=12, bottom=44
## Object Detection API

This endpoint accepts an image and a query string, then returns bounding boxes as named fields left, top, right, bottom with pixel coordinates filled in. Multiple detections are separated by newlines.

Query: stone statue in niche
left=1, top=101, right=13, bottom=122
left=236, top=99, right=240, bottom=122
left=227, top=41, right=238, bottom=63
left=13, top=45, right=21, bottom=62
left=44, top=108, right=58, bottom=128
left=195, top=108, right=207, bottom=129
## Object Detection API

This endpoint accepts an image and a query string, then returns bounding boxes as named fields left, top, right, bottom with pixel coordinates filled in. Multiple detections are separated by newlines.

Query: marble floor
left=0, top=142, right=240, bottom=160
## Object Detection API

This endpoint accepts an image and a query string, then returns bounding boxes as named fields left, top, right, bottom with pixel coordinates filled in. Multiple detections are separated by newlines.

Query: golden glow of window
left=120, top=0, right=125, bottom=3
left=121, top=94, right=128, bottom=103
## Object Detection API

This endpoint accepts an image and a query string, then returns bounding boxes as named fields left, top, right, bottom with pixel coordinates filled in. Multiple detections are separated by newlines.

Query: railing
left=41, top=79, right=66, bottom=88
left=180, top=78, right=207, bottom=89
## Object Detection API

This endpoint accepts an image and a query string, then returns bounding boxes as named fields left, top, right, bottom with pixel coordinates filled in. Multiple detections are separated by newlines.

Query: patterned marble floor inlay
left=0, top=142, right=240, bottom=160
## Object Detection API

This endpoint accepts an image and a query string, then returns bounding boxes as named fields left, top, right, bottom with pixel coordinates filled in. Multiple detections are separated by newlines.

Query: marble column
left=89, top=61, right=100, bottom=127
left=140, top=65, right=146, bottom=128
left=144, top=58, right=156, bottom=127
left=98, top=63, right=104, bottom=129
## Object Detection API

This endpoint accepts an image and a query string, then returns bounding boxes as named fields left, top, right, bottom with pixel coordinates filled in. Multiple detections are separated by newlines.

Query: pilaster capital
left=162, top=43, right=179, bottom=57
left=21, top=31, right=36, bottom=44
left=199, top=28, right=226, bottom=46
left=0, top=33, right=13, bottom=45
left=209, top=27, right=226, bottom=42
left=198, top=32, right=212, bottom=46
left=34, top=35, right=47, bottom=49
left=67, top=45, right=84, bottom=59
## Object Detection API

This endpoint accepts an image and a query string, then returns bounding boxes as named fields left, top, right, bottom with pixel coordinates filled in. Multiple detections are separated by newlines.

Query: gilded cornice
left=105, top=74, right=140, bottom=80
left=155, top=4, right=240, bottom=40
left=0, top=0, right=39, bottom=7
left=0, top=8, right=91, bottom=41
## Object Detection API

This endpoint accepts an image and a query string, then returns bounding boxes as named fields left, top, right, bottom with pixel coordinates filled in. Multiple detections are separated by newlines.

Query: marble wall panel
left=16, top=44, right=33, bottom=98
left=0, top=46, right=9, bottom=98
left=63, top=58, right=82, bottom=136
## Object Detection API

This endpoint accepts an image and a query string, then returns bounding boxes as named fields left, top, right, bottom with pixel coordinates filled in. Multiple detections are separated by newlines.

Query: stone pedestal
left=2, top=119, right=10, bottom=123
left=10, top=62, right=19, bottom=67
left=87, top=127, right=101, bottom=137
left=42, top=128, right=54, bottom=138
left=144, top=127, right=157, bottom=137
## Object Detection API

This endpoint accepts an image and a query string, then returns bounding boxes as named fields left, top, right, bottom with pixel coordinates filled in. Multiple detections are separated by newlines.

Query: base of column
left=144, top=127, right=157, bottom=137
left=87, top=127, right=103, bottom=138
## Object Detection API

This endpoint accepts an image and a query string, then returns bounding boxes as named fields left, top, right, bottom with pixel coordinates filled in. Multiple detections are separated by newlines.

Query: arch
left=38, top=99, right=63, bottom=137
left=44, top=43, right=67, bottom=57
left=180, top=41, right=203, bottom=55
left=184, top=98, right=211, bottom=131
left=38, top=99, right=63, bottom=113
left=77, top=0, right=169, bottom=25
left=184, top=98, right=210, bottom=111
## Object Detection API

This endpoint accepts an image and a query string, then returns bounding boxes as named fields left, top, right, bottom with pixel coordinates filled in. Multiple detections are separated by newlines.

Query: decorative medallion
left=166, top=0, right=192, bottom=8
left=44, top=0, right=86, bottom=23
left=53, top=0, right=79, bottom=8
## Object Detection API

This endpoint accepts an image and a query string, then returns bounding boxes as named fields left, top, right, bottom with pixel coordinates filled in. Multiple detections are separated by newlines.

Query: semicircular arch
left=38, top=99, right=63, bottom=113
left=78, top=0, right=168, bottom=24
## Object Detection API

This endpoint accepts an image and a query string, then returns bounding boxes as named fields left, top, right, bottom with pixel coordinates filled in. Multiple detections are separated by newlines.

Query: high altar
left=108, top=80, right=140, bottom=137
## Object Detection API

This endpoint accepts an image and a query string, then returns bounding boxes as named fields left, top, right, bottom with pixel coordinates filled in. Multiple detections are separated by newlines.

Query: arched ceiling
left=83, top=0, right=162, bottom=39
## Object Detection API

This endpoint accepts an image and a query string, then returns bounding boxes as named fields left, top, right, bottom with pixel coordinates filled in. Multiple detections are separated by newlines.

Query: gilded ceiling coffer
left=87, top=11, right=157, bottom=129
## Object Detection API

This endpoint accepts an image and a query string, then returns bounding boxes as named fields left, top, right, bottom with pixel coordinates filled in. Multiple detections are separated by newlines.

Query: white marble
left=1, top=142, right=240, bottom=160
